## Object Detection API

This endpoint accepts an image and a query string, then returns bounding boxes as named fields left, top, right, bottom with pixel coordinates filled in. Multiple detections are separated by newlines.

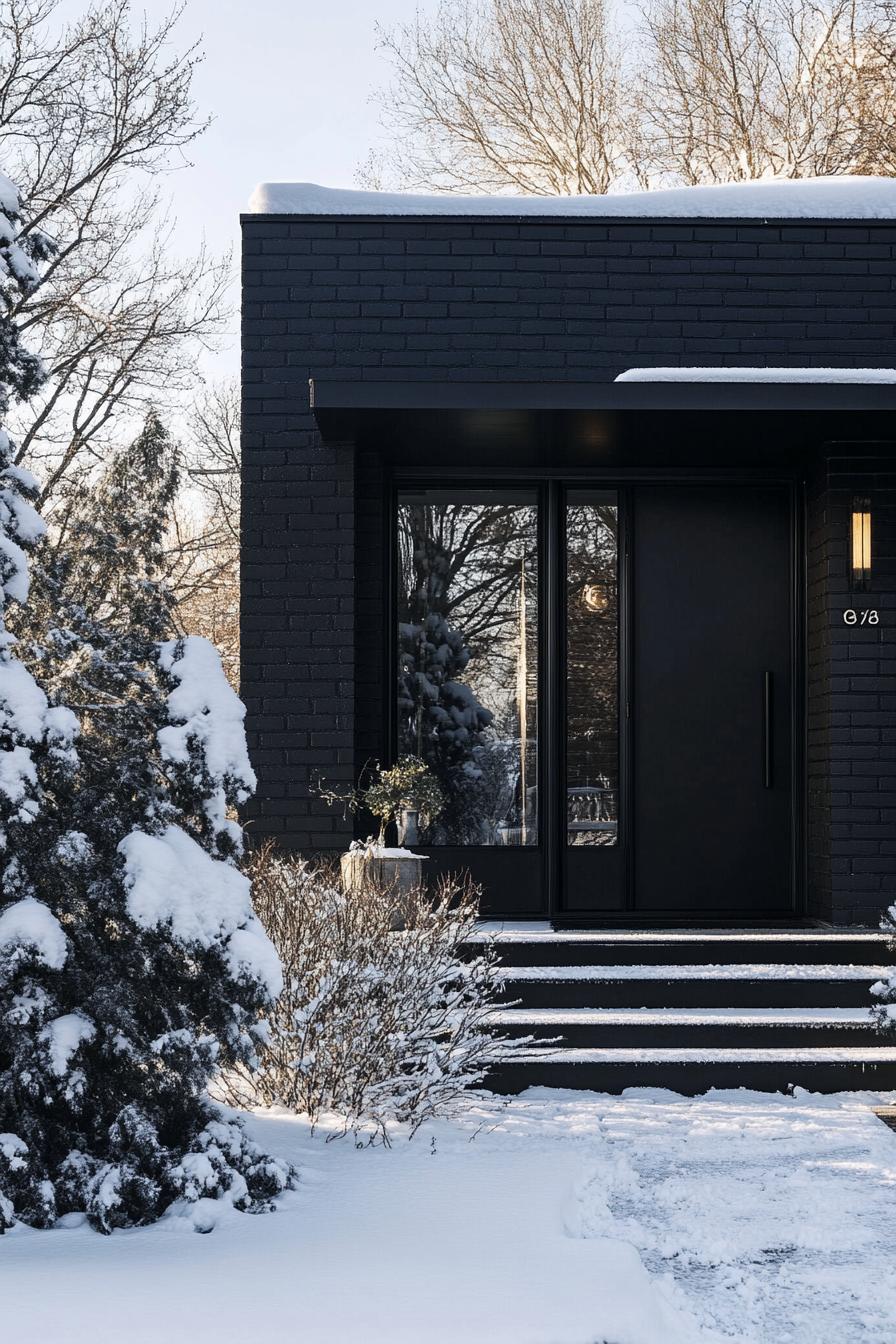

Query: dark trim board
left=312, top=377, right=896, bottom=415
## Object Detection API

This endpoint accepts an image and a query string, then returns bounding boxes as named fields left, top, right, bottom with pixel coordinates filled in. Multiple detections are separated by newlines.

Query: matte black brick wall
left=807, top=452, right=896, bottom=924
left=242, top=211, right=896, bottom=919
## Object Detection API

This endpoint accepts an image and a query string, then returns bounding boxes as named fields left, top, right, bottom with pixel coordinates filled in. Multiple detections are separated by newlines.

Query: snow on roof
left=248, top=175, right=896, bottom=220
left=616, top=367, right=896, bottom=383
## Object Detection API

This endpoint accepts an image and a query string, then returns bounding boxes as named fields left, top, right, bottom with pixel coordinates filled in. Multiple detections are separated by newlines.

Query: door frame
left=386, top=466, right=806, bottom=925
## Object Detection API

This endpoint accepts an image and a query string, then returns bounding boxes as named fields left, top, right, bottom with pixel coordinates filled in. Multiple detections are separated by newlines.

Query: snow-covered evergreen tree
left=0, top=171, right=83, bottom=1232
left=3, top=411, right=292, bottom=1233
left=398, top=515, right=493, bottom=771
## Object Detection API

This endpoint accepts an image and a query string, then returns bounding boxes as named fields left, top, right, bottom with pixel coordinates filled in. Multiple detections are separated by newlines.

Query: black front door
left=395, top=481, right=797, bottom=921
left=630, top=485, right=794, bottom=917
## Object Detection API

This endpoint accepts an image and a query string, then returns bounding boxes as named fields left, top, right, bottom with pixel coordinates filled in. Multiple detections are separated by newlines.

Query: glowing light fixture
left=850, top=497, right=872, bottom=591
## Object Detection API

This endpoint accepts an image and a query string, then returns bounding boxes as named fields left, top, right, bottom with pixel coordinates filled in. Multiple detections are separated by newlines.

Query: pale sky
left=129, top=0, right=440, bottom=375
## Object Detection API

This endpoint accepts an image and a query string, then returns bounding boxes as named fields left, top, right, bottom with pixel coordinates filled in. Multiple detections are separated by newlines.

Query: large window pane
left=567, top=494, right=619, bottom=847
left=397, top=492, right=538, bottom=846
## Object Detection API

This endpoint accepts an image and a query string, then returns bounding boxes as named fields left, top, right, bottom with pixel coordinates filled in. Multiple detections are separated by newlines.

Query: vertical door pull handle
left=762, top=671, right=773, bottom=789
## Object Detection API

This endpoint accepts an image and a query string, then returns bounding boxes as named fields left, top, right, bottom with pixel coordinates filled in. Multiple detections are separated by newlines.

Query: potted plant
left=316, top=756, right=445, bottom=902
left=363, top=755, right=445, bottom=848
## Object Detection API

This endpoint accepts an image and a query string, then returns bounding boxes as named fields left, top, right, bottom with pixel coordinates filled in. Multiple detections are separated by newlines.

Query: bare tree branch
left=0, top=0, right=232, bottom=515
left=166, top=379, right=241, bottom=686
left=640, top=0, right=896, bottom=184
left=361, top=0, right=896, bottom=193
left=360, top=0, right=638, bottom=195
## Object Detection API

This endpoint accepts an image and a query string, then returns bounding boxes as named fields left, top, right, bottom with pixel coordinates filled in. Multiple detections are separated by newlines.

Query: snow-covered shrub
left=220, top=846, right=516, bottom=1140
left=872, top=905, right=896, bottom=1032
left=1, top=412, right=294, bottom=1233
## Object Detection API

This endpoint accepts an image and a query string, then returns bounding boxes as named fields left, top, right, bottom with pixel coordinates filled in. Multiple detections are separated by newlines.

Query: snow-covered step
left=480, top=928, right=894, bottom=1090
left=497, top=963, right=884, bottom=979
left=496, top=964, right=888, bottom=1009
left=505, top=1045, right=896, bottom=1063
left=467, top=926, right=896, bottom=966
left=487, top=1046, right=896, bottom=1096
left=491, top=1006, right=880, bottom=1048
left=492, top=1007, right=876, bottom=1022
left=475, top=922, right=890, bottom=939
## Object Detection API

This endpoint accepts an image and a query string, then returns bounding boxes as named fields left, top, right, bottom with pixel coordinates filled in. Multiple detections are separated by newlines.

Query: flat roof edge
left=242, top=212, right=896, bottom=228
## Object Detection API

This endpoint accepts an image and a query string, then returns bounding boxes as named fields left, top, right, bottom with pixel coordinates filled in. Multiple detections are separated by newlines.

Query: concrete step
left=496, top=964, right=888, bottom=1009
left=491, top=1006, right=882, bottom=1048
left=467, top=924, right=895, bottom=967
left=479, top=929, right=895, bottom=1092
left=487, top=1046, right=896, bottom=1096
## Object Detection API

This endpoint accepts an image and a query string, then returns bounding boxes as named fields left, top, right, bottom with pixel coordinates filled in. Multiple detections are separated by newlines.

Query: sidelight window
left=396, top=491, right=538, bottom=846
left=566, top=493, right=619, bottom=847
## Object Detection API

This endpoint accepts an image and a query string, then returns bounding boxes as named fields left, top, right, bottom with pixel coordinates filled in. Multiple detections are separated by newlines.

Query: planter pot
left=340, top=850, right=427, bottom=927
left=397, top=807, right=420, bottom=847
left=340, top=848, right=425, bottom=895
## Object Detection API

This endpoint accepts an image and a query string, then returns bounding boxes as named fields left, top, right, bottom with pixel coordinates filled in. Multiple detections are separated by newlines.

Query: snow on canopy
left=0, top=176, right=40, bottom=288
left=0, top=656, right=68, bottom=742
left=158, top=636, right=255, bottom=792
left=615, top=367, right=896, bottom=383
left=0, top=898, right=67, bottom=970
left=0, top=173, right=21, bottom=218
left=157, top=636, right=256, bottom=844
left=0, top=652, right=78, bottom=812
left=248, top=175, right=896, bottom=219
left=118, top=825, right=283, bottom=1000
left=39, top=1013, right=95, bottom=1076
left=0, top=745, right=37, bottom=808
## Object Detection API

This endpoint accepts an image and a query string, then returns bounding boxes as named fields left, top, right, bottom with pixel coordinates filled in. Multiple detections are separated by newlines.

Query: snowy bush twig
left=872, top=904, right=896, bottom=1031
left=219, top=846, right=523, bottom=1142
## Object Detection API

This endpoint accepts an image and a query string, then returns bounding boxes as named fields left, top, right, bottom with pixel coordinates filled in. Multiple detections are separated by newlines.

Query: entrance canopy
left=310, top=376, right=896, bottom=466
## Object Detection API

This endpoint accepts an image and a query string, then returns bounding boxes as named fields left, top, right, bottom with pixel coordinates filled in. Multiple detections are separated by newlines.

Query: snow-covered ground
left=3, top=1089, right=895, bottom=1344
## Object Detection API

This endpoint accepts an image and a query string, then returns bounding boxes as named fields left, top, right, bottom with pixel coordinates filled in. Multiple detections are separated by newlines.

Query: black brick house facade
left=241, top=184, right=896, bottom=927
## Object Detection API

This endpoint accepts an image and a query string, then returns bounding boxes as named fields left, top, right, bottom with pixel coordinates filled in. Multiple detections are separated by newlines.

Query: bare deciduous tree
left=167, top=510, right=240, bottom=689
left=168, top=379, right=241, bottom=687
left=0, top=0, right=230, bottom=512
left=642, top=0, right=896, bottom=184
left=362, top=0, right=896, bottom=194
left=183, top=376, right=240, bottom=552
left=360, top=0, right=636, bottom=194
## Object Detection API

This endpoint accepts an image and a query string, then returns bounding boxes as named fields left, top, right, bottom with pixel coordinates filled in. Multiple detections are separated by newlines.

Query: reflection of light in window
left=581, top=582, right=609, bottom=613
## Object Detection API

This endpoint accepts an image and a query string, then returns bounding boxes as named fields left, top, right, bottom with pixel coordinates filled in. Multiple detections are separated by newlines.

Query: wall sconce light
left=850, top=497, right=872, bottom=592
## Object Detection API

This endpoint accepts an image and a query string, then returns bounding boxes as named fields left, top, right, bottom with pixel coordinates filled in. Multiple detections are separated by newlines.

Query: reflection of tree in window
left=397, top=499, right=537, bottom=846
left=566, top=502, right=618, bottom=847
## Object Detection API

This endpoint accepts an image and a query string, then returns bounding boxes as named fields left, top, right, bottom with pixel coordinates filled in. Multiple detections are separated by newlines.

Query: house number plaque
left=843, top=609, right=879, bottom=625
